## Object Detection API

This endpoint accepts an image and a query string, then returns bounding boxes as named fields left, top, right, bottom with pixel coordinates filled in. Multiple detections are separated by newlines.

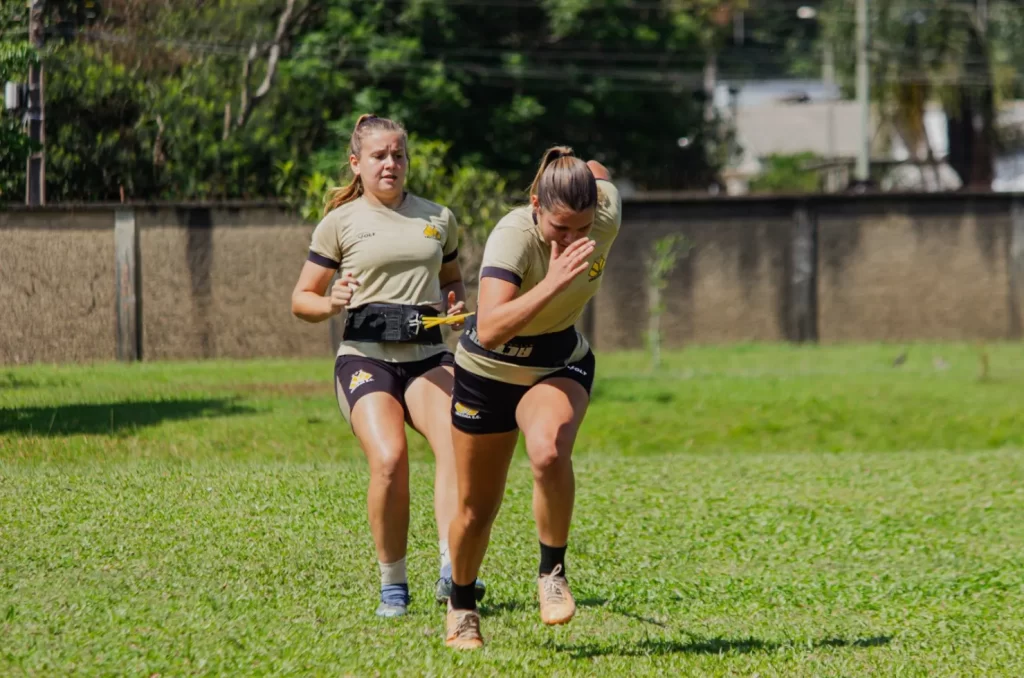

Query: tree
left=8, top=0, right=766, bottom=204
left=820, top=0, right=1017, bottom=190
left=749, top=153, right=821, bottom=193
left=291, top=0, right=724, bottom=190
left=0, top=2, right=37, bottom=200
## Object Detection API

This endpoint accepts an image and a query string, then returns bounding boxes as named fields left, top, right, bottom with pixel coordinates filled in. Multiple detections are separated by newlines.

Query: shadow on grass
left=0, top=399, right=255, bottom=436
left=550, top=634, right=893, bottom=658
left=576, top=597, right=669, bottom=628
left=479, top=600, right=526, bottom=617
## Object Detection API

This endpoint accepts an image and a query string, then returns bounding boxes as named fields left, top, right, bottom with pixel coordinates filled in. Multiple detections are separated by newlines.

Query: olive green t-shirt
left=455, top=180, right=622, bottom=385
left=308, top=193, right=459, bottom=363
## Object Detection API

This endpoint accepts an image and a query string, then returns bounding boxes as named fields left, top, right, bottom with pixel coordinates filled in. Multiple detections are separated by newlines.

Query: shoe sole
left=541, top=612, right=575, bottom=626
left=375, top=605, right=409, bottom=618
left=446, top=640, right=484, bottom=650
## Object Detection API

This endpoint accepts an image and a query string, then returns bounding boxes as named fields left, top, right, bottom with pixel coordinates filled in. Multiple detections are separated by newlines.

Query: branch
left=153, top=114, right=166, bottom=167
left=233, top=0, right=300, bottom=132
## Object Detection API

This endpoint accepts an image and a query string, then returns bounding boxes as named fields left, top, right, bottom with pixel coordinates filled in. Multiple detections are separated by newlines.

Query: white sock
left=439, top=539, right=451, bottom=572
left=379, top=557, right=407, bottom=586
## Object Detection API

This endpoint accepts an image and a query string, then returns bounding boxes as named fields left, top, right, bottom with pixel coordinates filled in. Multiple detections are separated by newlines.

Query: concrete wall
left=0, top=209, right=116, bottom=364
left=136, top=206, right=330, bottom=360
left=3, top=194, right=1024, bottom=365
left=816, top=197, right=1019, bottom=342
left=594, top=200, right=797, bottom=350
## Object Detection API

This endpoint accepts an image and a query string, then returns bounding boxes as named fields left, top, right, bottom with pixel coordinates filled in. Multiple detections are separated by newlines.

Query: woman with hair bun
left=442, top=146, right=622, bottom=649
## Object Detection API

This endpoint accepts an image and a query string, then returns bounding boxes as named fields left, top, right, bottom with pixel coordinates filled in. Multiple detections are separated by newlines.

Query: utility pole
left=26, top=0, right=45, bottom=206
left=855, top=0, right=871, bottom=184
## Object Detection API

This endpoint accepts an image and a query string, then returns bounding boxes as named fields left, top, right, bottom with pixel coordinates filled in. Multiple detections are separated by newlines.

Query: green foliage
left=0, top=3, right=37, bottom=200
left=10, top=0, right=737, bottom=204
left=404, top=138, right=510, bottom=244
left=0, top=118, right=40, bottom=200
left=645, top=234, right=689, bottom=370
left=303, top=134, right=510, bottom=249
left=44, top=46, right=157, bottom=201
left=816, top=0, right=1022, bottom=186
left=0, top=41, right=34, bottom=83
left=749, top=152, right=821, bottom=194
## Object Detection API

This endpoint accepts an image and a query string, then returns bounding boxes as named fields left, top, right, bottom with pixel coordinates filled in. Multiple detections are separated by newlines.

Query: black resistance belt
left=343, top=303, right=444, bottom=344
left=458, top=315, right=579, bottom=368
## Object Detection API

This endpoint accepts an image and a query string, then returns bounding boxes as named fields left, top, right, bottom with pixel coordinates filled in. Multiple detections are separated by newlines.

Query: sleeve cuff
left=442, top=248, right=459, bottom=263
left=480, top=266, right=522, bottom=287
left=307, top=250, right=341, bottom=270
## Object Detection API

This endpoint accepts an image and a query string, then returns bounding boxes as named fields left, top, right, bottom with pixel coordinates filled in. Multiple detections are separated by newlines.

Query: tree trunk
left=946, top=90, right=973, bottom=187
left=947, top=18, right=996, bottom=191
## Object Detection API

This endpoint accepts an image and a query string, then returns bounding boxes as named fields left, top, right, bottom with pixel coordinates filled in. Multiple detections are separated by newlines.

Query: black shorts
left=451, top=351, right=595, bottom=435
left=334, top=351, right=454, bottom=423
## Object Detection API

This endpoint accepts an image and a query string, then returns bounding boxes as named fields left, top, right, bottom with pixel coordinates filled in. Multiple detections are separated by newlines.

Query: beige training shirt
left=455, top=180, right=622, bottom=385
left=308, top=192, right=459, bottom=363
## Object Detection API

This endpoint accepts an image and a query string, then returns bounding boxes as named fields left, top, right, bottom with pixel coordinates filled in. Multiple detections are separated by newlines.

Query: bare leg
left=516, top=378, right=590, bottom=548
left=404, top=365, right=458, bottom=546
left=350, top=392, right=411, bottom=563
left=448, top=427, right=519, bottom=588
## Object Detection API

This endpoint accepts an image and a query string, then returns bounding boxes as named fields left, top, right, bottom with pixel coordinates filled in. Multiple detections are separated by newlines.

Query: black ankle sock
left=450, top=581, right=478, bottom=611
left=539, top=542, right=567, bottom=577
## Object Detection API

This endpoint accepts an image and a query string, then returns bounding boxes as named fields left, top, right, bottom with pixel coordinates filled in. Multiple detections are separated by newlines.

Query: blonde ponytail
left=322, top=177, right=364, bottom=216
left=322, top=113, right=407, bottom=216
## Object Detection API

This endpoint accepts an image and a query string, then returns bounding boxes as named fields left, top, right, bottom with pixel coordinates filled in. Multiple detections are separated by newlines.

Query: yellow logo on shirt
left=453, top=402, right=481, bottom=419
left=423, top=224, right=442, bottom=241
left=588, top=255, right=606, bottom=282
left=348, top=370, right=374, bottom=392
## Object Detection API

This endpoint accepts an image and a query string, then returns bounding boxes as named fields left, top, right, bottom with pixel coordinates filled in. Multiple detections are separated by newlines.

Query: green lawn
left=2, top=343, right=1024, bottom=675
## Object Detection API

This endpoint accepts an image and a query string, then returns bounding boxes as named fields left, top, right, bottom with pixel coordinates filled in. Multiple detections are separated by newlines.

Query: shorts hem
left=451, top=417, right=519, bottom=435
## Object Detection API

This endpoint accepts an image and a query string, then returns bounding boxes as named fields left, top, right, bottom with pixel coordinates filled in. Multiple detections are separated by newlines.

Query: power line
left=70, top=27, right=1023, bottom=86
left=60, top=25, right=982, bottom=64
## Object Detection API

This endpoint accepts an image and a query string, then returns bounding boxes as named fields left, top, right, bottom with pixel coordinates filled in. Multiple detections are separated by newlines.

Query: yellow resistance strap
left=420, top=311, right=475, bottom=329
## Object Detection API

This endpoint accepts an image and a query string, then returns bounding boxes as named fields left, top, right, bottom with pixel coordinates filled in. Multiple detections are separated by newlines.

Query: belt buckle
left=406, top=314, right=423, bottom=336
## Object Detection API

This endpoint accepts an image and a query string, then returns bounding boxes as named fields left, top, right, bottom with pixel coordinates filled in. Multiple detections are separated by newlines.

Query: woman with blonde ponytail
left=290, top=113, right=484, bottom=618
left=442, top=146, right=622, bottom=650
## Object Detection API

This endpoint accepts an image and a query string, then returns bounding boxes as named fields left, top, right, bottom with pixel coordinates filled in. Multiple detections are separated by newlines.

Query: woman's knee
left=527, top=430, right=573, bottom=479
left=457, top=495, right=500, bottom=531
left=368, top=440, right=409, bottom=484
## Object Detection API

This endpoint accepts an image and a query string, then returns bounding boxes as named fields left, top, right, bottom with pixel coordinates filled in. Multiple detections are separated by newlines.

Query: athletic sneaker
left=445, top=602, right=484, bottom=650
left=376, top=583, right=410, bottom=618
left=537, top=563, right=575, bottom=625
left=434, top=564, right=487, bottom=605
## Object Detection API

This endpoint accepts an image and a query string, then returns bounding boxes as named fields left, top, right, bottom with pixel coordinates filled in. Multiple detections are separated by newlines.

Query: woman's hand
left=542, top=238, right=595, bottom=295
left=329, top=272, right=360, bottom=315
left=445, top=290, right=467, bottom=330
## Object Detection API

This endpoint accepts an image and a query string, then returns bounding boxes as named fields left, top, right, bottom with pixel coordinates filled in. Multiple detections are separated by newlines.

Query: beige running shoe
left=445, top=603, right=484, bottom=650
left=538, top=563, right=576, bottom=625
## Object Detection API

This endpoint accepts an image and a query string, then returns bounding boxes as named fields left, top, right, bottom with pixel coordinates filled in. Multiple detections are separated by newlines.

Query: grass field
left=3, top=343, right=1024, bottom=676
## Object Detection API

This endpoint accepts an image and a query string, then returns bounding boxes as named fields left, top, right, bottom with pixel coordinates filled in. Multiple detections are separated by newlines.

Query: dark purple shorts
left=334, top=351, right=455, bottom=422
left=451, top=350, right=595, bottom=435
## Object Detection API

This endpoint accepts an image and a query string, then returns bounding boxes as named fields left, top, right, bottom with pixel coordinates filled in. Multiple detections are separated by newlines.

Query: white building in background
left=716, top=79, right=1024, bottom=194
left=715, top=79, right=874, bottom=194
